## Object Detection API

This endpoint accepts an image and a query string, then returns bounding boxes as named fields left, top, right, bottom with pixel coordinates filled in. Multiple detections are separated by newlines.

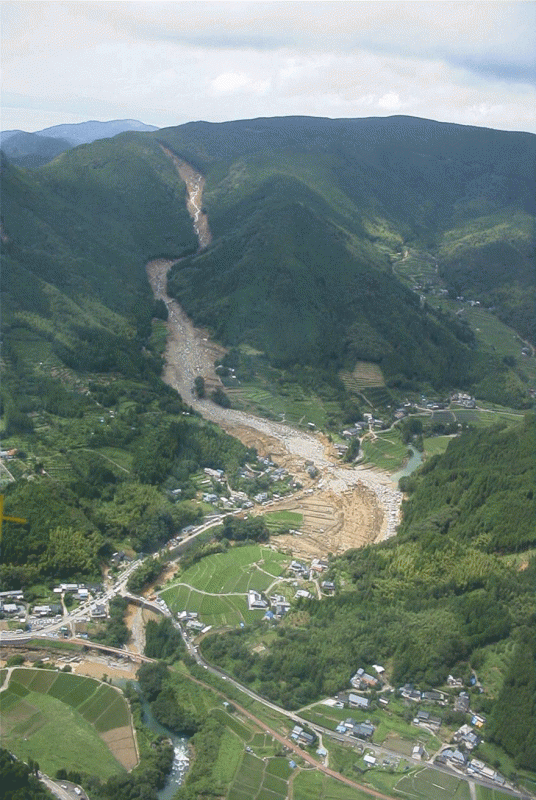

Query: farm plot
left=227, top=751, right=289, bottom=800
left=361, top=434, right=408, bottom=472
left=161, top=546, right=288, bottom=627
left=293, top=769, right=373, bottom=800
left=396, top=767, right=471, bottom=800
left=340, top=361, right=385, bottom=393
left=1, top=669, right=137, bottom=773
left=264, top=510, right=303, bottom=533
left=0, top=687, right=126, bottom=778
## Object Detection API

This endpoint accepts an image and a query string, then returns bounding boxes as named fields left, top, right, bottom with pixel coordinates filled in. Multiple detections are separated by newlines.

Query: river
left=142, top=700, right=190, bottom=800
left=390, top=446, right=423, bottom=483
left=117, top=680, right=190, bottom=798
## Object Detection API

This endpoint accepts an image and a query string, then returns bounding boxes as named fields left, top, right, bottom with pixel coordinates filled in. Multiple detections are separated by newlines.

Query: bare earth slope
left=146, top=156, right=403, bottom=558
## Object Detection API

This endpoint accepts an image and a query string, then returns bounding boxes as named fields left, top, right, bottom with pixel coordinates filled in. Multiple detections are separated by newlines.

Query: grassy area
left=160, top=545, right=288, bottom=627
left=361, top=432, right=408, bottom=472
left=293, top=768, right=374, bottom=800
left=395, top=766, right=471, bottom=800
left=263, top=509, right=304, bottom=532
left=475, top=788, right=522, bottom=800
left=231, top=381, right=332, bottom=429
left=0, top=671, right=127, bottom=778
left=227, top=750, right=289, bottom=800
left=434, top=301, right=536, bottom=386
left=423, top=435, right=454, bottom=457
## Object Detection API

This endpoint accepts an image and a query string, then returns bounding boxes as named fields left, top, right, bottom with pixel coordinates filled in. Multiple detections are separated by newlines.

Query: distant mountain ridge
left=0, top=119, right=158, bottom=167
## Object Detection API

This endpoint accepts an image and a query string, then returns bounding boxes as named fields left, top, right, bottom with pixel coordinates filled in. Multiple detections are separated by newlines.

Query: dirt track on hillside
left=145, top=155, right=403, bottom=559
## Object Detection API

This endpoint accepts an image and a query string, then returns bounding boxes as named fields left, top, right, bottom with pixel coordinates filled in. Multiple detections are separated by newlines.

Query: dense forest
left=200, top=415, right=536, bottom=769
left=158, top=115, right=535, bottom=401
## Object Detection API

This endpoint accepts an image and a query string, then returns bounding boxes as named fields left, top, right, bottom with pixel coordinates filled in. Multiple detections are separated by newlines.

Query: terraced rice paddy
left=160, top=545, right=289, bottom=627
left=0, top=668, right=137, bottom=775
left=361, top=434, right=408, bottom=472
left=339, top=361, right=385, bottom=393
left=228, top=383, right=334, bottom=429
left=227, top=751, right=289, bottom=800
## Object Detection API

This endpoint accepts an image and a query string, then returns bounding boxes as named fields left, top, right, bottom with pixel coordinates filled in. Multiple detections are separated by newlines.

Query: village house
left=348, top=693, right=371, bottom=710
left=352, top=721, right=375, bottom=740
left=454, top=692, right=470, bottom=713
left=310, top=558, right=329, bottom=572
left=453, top=724, right=480, bottom=750
left=351, top=667, right=379, bottom=690
left=247, top=590, right=268, bottom=610
left=399, top=684, right=422, bottom=701
left=412, top=744, right=426, bottom=760
left=289, top=560, right=307, bottom=575
left=414, top=710, right=441, bottom=730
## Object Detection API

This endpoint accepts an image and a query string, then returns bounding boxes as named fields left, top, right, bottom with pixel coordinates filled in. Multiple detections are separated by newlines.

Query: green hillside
left=155, top=116, right=535, bottom=401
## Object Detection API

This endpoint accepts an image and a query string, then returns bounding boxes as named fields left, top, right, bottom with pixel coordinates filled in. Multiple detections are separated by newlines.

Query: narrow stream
left=141, top=699, right=190, bottom=800
left=117, top=681, right=190, bottom=798
left=391, top=446, right=423, bottom=484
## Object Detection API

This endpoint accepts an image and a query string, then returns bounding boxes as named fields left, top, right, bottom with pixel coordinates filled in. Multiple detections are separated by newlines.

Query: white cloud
left=210, top=72, right=270, bottom=95
left=377, top=92, right=403, bottom=111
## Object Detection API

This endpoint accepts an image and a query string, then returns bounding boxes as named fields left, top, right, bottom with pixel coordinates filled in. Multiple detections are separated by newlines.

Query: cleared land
left=0, top=668, right=137, bottom=773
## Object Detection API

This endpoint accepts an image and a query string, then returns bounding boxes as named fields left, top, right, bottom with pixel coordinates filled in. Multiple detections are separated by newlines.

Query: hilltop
left=0, top=119, right=158, bottom=167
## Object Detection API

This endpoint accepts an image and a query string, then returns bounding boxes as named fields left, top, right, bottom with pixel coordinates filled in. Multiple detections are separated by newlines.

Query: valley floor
left=146, top=259, right=403, bottom=558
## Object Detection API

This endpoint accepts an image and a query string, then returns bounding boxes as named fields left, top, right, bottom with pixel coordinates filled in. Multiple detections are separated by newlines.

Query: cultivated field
left=361, top=433, right=408, bottom=472
left=395, top=766, right=471, bottom=800
left=227, top=750, right=290, bottom=800
left=339, top=361, right=386, bottom=393
left=160, top=545, right=289, bottom=626
left=0, top=668, right=137, bottom=775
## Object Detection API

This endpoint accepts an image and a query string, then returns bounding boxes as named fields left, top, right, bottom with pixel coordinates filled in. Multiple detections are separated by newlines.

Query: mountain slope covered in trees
left=2, top=114, right=534, bottom=406
left=156, top=115, right=535, bottom=398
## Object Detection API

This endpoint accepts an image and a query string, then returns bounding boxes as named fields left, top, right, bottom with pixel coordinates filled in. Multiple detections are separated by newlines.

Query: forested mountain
left=0, top=132, right=74, bottom=169
left=156, top=116, right=535, bottom=394
left=2, top=114, right=534, bottom=404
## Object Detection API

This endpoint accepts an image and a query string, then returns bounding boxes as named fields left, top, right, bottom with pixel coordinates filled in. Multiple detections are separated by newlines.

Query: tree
left=210, top=387, right=231, bottom=408
left=193, top=376, right=206, bottom=398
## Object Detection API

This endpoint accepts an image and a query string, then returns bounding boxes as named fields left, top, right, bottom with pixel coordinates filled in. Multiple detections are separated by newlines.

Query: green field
left=227, top=750, right=289, bottom=800
left=396, top=767, right=471, bottom=800
left=0, top=669, right=130, bottom=777
left=161, top=545, right=288, bottom=627
left=229, top=381, right=334, bottom=430
left=293, top=769, right=374, bottom=800
left=263, top=509, right=304, bottom=532
left=361, top=433, right=408, bottom=472
left=423, top=435, right=454, bottom=456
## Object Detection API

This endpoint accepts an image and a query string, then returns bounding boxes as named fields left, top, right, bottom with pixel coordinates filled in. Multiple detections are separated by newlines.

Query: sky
left=2, top=1, right=536, bottom=134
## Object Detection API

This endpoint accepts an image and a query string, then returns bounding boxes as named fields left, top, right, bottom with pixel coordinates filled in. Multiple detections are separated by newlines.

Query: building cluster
left=200, top=460, right=295, bottom=511
left=335, top=717, right=375, bottom=741
left=290, top=724, right=316, bottom=747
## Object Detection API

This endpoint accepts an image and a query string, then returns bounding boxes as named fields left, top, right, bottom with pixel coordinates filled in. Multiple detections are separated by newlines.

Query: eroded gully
left=146, top=151, right=403, bottom=547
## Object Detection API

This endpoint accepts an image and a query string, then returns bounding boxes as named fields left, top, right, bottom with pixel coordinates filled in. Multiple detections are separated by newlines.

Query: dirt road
left=146, top=156, right=403, bottom=558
